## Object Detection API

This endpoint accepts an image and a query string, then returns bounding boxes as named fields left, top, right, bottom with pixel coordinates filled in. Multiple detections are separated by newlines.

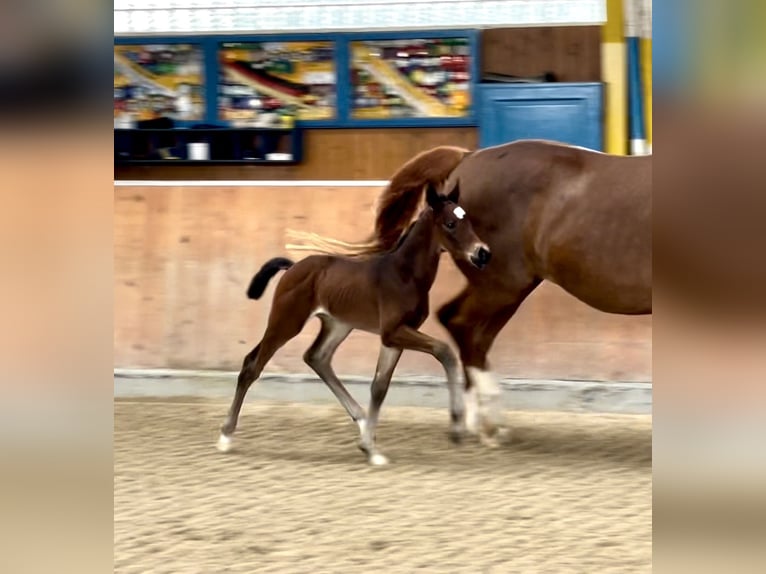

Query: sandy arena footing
left=115, top=398, right=651, bottom=573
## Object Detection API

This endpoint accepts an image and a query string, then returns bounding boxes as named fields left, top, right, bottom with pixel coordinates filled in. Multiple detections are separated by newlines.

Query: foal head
left=425, top=182, right=491, bottom=269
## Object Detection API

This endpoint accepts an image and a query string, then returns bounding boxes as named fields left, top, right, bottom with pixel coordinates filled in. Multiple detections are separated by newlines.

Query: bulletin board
left=115, top=30, right=478, bottom=128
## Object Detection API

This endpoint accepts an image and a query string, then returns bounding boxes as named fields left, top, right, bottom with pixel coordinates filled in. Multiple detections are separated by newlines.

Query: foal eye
left=445, top=220, right=456, bottom=230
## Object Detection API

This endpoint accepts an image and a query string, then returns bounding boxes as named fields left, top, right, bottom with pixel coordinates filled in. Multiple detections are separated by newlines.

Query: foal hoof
left=368, top=453, right=390, bottom=466
left=448, top=425, right=465, bottom=444
left=216, top=433, right=233, bottom=453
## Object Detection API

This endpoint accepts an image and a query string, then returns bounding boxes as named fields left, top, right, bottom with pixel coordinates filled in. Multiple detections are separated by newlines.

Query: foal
left=217, top=183, right=491, bottom=465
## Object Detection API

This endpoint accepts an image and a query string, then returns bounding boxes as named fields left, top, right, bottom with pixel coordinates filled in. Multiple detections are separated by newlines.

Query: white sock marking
left=369, top=453, right=389, bottom=466
left=464, top=387, right=478, bottom=434
left=466, top=367, right=500, bottom=397
left=216, top=433, right=233, bottom=452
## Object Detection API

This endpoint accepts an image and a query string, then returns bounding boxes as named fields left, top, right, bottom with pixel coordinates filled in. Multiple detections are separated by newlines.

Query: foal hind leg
left=217, top=301, right=310, bottom=452
left=358, top=345, right=402, bottom=466
left=303, top=316, right=366, bottom=423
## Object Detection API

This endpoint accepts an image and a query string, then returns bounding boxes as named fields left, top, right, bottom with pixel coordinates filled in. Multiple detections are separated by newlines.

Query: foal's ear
left=425, top=182, right=443, bottom=208
left=447, top=181, right=460, bottom=204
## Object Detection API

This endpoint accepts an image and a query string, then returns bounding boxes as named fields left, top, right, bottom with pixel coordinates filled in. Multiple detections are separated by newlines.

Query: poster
left=114, top=44, right=205, bottom=125
left=218, top=42, right=336, bottom=126
left=350, top=38, right=472, bottom=119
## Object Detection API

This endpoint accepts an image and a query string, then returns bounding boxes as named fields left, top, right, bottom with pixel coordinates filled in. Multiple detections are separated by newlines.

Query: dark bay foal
left=217, top=183, right=490, bottom=465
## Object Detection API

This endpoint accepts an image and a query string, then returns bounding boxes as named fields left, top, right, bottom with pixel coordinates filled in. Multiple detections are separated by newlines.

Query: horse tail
left=284, top=145, right=471, bottom=257
left=246, top=257, right=294, bottom=300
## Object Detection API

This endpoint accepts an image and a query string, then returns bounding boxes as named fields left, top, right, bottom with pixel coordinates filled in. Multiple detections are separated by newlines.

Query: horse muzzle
left=469, top=245, right=492, bottom=269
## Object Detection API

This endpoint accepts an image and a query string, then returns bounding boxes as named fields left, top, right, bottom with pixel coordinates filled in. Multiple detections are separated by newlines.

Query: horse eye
left=445, top=220, right=456, bottom=230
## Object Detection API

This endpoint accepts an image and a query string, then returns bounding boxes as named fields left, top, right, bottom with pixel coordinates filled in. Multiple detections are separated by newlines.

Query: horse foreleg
left=438, top=281, right=539, bottom=446
left=358, top=345, right=402, bottom=466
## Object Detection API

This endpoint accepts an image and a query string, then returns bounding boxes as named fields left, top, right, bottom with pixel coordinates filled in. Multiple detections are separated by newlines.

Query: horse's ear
left=447, top=181, right=460, bottom=204
left=425, top=182, right=442, bottom=208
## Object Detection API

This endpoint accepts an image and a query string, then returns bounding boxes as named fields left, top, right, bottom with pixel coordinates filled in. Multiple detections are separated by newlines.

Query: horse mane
left=286, top=145, right=470, bottom=258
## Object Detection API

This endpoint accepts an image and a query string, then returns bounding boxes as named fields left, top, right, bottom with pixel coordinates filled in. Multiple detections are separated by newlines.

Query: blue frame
left=115, top=30, right=479, bottom=129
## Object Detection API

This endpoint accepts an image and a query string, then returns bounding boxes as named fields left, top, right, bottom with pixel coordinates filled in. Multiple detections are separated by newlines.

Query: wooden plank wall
left=481, top=26, right=602, bottom=82
left=115, top=184, right=651, bottom=382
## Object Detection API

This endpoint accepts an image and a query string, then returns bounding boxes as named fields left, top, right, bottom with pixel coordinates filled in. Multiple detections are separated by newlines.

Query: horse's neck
left=395, top=210, right=441, bottom=285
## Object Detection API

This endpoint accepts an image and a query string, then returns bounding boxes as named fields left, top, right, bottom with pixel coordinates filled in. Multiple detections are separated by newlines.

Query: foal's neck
left=393, top=209, right=441, bottom=286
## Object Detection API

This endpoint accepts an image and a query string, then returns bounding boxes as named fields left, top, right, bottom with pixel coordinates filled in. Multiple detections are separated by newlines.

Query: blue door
left=479, top=83, right=604, bottom=151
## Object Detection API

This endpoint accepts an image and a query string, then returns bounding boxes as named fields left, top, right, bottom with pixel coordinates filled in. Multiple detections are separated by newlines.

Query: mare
left=289, top=140, right=652, bottom=445
left=217, top=183, right=491, bottom=465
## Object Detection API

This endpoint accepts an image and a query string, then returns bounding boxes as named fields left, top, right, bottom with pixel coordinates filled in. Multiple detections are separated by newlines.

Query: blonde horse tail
left=285, top=229, right=377, bottom=257
left=284, top=145, right=470, bottom=257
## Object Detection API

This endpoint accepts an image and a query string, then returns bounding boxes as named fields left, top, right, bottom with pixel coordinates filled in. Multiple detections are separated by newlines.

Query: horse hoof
left=479, top=426, right=510, bottom=448
left=369, top=453, right=389, bottom=466
left=479, top=433, right=501, bottom=449
left=216, top=433, right=233, bottom=452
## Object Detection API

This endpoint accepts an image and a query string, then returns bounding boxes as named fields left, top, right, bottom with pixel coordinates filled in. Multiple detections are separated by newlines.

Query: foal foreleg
left=381, top=325, right=465, bottom=441
left=358, top=345, right=402, bottom=466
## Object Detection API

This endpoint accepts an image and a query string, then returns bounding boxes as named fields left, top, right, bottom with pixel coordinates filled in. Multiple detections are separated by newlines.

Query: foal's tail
left=246, top=257, right=294, bottom=300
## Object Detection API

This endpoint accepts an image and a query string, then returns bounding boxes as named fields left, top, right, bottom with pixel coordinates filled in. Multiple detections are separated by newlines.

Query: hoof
left=479, top=432, right=501, bottom=449
left=478, top=426, right=511, bottom=449
left=216, top=433, right=233, bottom=453
left=448, top=425, right=465, bottom=444
left=368, top=453, right=390, bottom=466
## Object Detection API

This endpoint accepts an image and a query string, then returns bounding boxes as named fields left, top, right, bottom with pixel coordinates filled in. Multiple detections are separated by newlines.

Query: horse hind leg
left=217, top=297, right=312, bottom=452
left=217, top=342, right=262, bottom=452
left=303, top=315, right=366, bottom=423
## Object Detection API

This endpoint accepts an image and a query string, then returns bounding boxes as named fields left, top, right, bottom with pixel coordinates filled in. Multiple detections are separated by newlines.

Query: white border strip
left=115, top=180, right=390, bottom=187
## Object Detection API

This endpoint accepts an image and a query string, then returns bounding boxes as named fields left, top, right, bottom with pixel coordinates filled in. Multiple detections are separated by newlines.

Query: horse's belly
left=534, top=188, right=651, bottom=314
left=557, top=277, right=652, bottom=314
left=541, top=246, right=652, bottom=314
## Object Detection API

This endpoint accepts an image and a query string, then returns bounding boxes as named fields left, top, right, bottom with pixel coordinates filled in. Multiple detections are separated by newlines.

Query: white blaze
left=453, top=206, right=466, bottom=219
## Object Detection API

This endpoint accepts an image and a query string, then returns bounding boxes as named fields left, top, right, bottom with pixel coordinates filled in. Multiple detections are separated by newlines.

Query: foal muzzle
left=469, top=245, right=492, bottom=269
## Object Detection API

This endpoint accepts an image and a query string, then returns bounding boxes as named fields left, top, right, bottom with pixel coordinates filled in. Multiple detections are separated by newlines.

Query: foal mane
left=286, top=145, right=470, bottom=258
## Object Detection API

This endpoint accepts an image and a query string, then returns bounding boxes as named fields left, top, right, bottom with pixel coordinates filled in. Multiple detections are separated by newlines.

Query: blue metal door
left=479, top=83, right=604, bottom=151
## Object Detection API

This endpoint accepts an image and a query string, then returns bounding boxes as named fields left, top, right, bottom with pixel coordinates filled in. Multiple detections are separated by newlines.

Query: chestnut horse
left=289, top=140, right=651, bottom=445
left=217, top=183, right=490, bottom=465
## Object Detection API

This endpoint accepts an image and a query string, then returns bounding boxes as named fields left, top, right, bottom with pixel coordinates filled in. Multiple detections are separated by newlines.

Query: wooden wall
left=481, top=26, right=602, bottom=82
left=115, top=184, right=651, bottom=382
left=116, top=127, right=478, bottom=181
